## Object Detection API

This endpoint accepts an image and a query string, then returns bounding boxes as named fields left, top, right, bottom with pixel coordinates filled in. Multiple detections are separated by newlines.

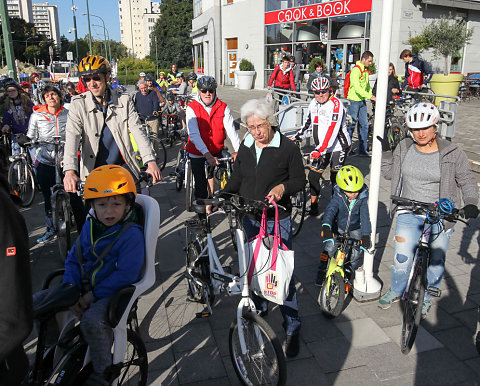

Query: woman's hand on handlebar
left=64, top=170, right=81, bottom=193
left=267, top=184, right=285, bottom=203
left=146, top=162, right=162, bottom=183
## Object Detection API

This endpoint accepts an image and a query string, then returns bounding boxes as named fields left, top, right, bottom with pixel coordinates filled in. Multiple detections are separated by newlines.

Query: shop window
left=295, top=20, right=328, bottom=42
left=294, top=42, right=326, bottom=67
left=294, top=0, right=321, bottom=6
left=194, top=43, right=204, bottom=74
left=265, top=0, right=295, bottom=12
left=193, top=0, right=202, bottom=18
left=266, top=23, right=294, bottom=44
left=330, top=13, right=366, bottom=40
left=266, top=44, right=293, bottom=69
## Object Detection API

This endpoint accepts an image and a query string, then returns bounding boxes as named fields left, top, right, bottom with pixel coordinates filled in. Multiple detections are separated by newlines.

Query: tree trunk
left=444, top=55, right=450, bottom=76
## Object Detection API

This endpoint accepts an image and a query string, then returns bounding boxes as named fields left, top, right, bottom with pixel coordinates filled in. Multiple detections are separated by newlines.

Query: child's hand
left=361, top=235, right=371, bottom=249
left=70, top=292, right=93, bottom=318
left=321, top=225, right=333, bottom=241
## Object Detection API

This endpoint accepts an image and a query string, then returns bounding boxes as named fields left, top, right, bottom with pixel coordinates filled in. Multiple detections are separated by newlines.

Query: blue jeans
left=243, top=215, right=301, bottom=335
left=348, top=100, right=369, bottom=154
left=390, top=213, right=454, bottom=298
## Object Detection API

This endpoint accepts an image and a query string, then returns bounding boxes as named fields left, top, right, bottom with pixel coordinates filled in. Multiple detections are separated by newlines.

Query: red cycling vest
left=186, top=99, right=227, bottom=156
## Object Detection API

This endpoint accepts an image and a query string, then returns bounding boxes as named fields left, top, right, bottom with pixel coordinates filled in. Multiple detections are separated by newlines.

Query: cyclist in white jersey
left=291, top=77, right=351, bottom=216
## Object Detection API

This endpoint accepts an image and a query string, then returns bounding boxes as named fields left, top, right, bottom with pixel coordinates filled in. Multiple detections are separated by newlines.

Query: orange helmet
left=78, top=55, right=111, bottom=76
left=84, top=165, right=136, bottom=201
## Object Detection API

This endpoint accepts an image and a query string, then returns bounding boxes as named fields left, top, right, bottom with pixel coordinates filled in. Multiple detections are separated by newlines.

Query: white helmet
left=311, top=76, right=330, bottom=92
left=405, top=102, right=440, bottom=129
left=139, top=72, right=146, bottom=77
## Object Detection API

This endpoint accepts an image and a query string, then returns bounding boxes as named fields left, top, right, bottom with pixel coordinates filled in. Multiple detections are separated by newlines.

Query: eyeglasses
left=83, top=75, right=102, bottom=83
left=6, top=89, right=18, bottom=93
left=200, top=88, right=215, bottom=94
left=247, top=122, right=268, bottom=132
left=313, top=90, right=329, bottom=95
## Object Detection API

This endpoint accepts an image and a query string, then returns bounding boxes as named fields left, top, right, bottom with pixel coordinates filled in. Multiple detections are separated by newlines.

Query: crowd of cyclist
left=0, top=47, right=479, bottom=383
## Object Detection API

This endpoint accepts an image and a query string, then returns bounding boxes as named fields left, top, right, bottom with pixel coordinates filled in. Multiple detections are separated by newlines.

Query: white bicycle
left=184, top=195, right=287, bottom=385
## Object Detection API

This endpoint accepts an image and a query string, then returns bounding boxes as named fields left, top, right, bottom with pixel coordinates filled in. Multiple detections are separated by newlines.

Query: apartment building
left=5, top=0, right=60, bottom=47
left=191, top=0, right=480, bottom=89
left=118, top=0, right=161, bottom=58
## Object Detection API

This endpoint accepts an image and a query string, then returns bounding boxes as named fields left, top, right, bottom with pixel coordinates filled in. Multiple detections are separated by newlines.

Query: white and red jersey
left=295, top=95, right=351, bottom=154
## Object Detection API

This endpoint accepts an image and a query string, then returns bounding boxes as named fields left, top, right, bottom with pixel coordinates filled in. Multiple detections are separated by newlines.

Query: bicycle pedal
left=427, top=286, right=442, bottom=298
left=196, top=311, right=211, bottom=318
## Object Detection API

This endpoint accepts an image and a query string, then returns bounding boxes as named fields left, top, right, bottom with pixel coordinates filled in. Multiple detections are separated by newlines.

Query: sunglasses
left=313, top=90, right=329, bottom=95
left=83, top=75, right=102, bottom=83
left=200, top=88, right=215, bottom=94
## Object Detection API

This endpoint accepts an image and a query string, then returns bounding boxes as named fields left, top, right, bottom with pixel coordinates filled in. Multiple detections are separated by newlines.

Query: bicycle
left=185, top=195, right=287, bottom=385
left=317, top=234, right=363, bottom=318
left=0, top=130, right=12, bottom=173
left=139, top=117, right=167, bottom=171
left=369, top=101, right=408, bottom=152
left=8, top=136, right=37, bottom=207
left=163, top=113, right=182, bottom=147
left=390, top=195, right=465, bottom=355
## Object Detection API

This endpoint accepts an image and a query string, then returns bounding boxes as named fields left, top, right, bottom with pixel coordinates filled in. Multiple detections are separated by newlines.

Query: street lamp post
left=85, top=0, right=93, bottom=53
left=83, top=13, right=110, bottom=62
left=71, top=0, right=79, bottom=63
left=93, top=24, right=108, bottom=61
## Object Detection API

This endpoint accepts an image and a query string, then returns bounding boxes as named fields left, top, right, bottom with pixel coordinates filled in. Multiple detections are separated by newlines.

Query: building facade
left=118, top=0, right=161, bottom=59
left=32, top=2, right=60, bottom=47
left=6, top=0, right=33, bottom=23
left=191, top=0, right=480, bottom=89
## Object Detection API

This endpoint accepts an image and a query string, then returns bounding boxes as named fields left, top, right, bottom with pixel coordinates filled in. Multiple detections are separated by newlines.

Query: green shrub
left=239, top=59, right=254, bottom=71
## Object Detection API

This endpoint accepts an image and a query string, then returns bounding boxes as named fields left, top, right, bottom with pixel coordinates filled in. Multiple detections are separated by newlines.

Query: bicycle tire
left=227, top=209, right=238, bottom=252
left=175, top=150, right=184, bottom=192
left=318, top=271, right=346, bottom=318
left=387, top=123, right=406, bottom=151
left=8, top=158, right=35, bottom=207
left=151, top=138, right=167, bottom=171
left=185, top=162, right=194, bottom=212
left=400, top=249, right=427, bottom=355
left=185, top=241, right=215, bottom=305
left=291, top=188, right=307, bottom=238
left=229, top=310, right=287, bottom=386
left=54, top=192, right=73, bottom=261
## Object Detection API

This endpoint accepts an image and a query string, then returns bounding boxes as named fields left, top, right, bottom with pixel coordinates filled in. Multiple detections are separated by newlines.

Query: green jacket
left=347, top=61, right=372, bottom=101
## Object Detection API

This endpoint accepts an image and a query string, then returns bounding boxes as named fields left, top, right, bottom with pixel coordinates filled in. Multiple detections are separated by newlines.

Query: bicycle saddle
left=34, top=283, right=80, bottom=320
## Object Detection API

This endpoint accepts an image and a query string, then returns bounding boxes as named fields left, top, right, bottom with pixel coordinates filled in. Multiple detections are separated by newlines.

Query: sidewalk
left=24, top=88, right=480, bottom=385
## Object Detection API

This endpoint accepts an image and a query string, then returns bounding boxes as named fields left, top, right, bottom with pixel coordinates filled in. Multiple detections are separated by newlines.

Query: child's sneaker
left=421, top=298, right=432, bottom=319
left=308, top=203, right=319, bottom=216
left=378, top=288, right=401, bottom=309
left=37, top=229, right=54, bottom=244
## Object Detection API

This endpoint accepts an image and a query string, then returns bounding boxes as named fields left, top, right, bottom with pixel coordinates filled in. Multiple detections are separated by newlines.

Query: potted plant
left=407, top=14, right=473, bottom=103
left=236, top=59, right=255, bottom=90
left=367, top=61, right=377, bottom=90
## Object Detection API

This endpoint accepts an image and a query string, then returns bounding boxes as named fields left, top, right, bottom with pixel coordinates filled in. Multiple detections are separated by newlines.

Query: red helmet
left=21, top=82, right=30, bottom=88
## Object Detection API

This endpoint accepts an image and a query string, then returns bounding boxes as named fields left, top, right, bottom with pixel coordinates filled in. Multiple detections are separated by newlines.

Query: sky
left=49, top=0, right=121, bottom=42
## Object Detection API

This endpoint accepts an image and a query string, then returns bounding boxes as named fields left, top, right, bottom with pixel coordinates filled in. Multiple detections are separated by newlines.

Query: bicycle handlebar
left=194, top=194, right=287, bottom=213
left=391, top=195, right=465, bottom=222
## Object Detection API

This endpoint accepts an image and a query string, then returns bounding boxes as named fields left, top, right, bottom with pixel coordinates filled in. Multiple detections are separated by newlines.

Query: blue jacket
left=62, top=217, right=145, bottom=299
left=322, top=184, right=371, bottom=236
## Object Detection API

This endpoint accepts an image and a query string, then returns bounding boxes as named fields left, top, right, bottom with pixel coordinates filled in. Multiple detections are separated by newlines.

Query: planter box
left=236, top=70, right=255, bottom=90
left=429, top=73, right=463, bottom=105
left=369, top=73, right=377, bottom=91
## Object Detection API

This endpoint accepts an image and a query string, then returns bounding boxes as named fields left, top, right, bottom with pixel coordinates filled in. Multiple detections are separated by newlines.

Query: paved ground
left=23, top=88, right=480, bottom=385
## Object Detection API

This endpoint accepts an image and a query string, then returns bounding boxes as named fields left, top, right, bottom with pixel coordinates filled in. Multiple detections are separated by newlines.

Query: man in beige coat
left=63, top=55, right=162, bottom=192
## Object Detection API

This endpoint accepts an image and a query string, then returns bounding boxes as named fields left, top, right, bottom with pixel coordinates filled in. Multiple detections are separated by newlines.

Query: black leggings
left=189, top=150, right=227, bottom=200
left=36, top=163, right=86, bottom=232
left=308, top=169, right=338, bottom=197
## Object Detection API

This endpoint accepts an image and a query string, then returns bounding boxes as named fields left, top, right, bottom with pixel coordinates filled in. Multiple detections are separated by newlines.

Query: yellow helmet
left=78, top=55, right=111, bottom=76
left=84, top=165, right=136, bottom=201
left=336, top=165, right=364, bottom=192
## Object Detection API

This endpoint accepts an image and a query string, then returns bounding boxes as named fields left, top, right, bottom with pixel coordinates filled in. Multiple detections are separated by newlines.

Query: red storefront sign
left=265, top=0, right=372, bottom=25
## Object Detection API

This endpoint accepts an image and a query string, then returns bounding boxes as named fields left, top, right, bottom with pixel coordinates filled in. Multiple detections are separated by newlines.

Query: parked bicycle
left=138, top=117, right=167, bottom=171
left=317, top=234, right=364, bottom=318
left=390, top=195, right=465, bottom=354
left=185, top=195, right=287, bottom=385
left=369, top=101, right=408, bottom=152
left=8, top=135, right=37, bottom=207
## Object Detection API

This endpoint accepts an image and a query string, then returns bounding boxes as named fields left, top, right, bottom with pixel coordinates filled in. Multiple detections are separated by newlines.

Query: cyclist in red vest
left=186, top=76, right=240, bottom=203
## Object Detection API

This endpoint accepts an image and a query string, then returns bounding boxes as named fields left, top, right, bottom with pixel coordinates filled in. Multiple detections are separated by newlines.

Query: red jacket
left=268, top=66, right=296, bottom=91
left=186, top=99, right=227, bottom=156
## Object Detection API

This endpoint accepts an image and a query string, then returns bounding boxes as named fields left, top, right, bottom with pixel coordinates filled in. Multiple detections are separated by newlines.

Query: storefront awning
left=190, top=26, right=208, bottom=38
left=421, top=0, right=480, bottom=10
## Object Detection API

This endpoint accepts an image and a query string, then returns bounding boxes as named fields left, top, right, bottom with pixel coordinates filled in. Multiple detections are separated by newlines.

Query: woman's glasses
left=247, top=122, right=267, bottom=132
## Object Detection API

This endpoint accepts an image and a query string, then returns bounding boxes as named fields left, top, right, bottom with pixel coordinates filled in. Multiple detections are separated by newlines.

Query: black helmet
left=3, top=79, right=21, bottom=92
left=186, top=72, right=197, bottom=82
left=166, top=93, right=175, bottom=101
left=197, top=76, right=217, bottom=90
left=145, top=73, right=154, bottom=81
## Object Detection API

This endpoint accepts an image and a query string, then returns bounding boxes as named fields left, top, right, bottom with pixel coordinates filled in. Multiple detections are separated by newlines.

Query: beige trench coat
left=63, top=89, right=155, bottom=179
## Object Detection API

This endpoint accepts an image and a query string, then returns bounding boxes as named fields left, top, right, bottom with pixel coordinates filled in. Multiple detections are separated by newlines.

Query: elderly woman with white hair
left=222, top=98, right=305, bottom=358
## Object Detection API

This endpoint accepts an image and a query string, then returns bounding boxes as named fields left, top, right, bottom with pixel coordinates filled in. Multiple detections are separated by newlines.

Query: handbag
left=246, top=201, right=294, bottom=305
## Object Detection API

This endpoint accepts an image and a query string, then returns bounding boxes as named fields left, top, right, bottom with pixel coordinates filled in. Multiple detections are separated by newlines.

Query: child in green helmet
left=316, top=165, right=372, bottom=286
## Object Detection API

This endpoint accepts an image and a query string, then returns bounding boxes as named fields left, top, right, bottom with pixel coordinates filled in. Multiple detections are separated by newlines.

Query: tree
left=110, top=40, right=128, bottom=61
left=24, top=46, right=40, bottom=64
left=149, top=0, right=193, bottom=68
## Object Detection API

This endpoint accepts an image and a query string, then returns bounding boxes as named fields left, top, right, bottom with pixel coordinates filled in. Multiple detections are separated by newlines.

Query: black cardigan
left=223, top=133, right=306, bottom=219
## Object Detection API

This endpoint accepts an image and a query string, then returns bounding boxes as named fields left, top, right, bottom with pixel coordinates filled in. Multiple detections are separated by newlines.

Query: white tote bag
left=247, top=201, right=295, bottom=305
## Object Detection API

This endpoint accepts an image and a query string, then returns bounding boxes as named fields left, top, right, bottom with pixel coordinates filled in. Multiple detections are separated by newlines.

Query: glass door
left=327, top=40, right=364, bottom=87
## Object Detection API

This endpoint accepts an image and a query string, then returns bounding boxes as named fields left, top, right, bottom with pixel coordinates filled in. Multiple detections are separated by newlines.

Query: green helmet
left=336, top=165, right=364, bottom=192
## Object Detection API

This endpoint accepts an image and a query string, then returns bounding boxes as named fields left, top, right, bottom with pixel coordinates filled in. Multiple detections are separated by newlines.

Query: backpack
left=343, top=65, right=367, bottom=98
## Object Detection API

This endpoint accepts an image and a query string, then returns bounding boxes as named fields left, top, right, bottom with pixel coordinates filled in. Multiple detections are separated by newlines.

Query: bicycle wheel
left=185, top=162, right=194, bottom=212
left=175, top=150, right=184, bottom=192
left=8, top=158, right=35, bottom=207
left=420, top=88, right=436, bottom=104
left=229, top=310, right=287, bottom=386
left=54, top=192, right=73, bottom=261
left=151, top=138, right=167, bottom=171
left=318, top=271, right=346, bottom=318
left=400, top=250, right=427, bottom=355
left=227, top=209, right=238, bottom=251
left=291, top=188, right=306, bottom=237
left=185, top=241, right=214, bottom=305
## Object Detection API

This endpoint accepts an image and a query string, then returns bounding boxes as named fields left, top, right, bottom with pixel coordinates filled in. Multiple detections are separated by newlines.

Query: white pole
left=353, top=0, right=394, bottom=301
